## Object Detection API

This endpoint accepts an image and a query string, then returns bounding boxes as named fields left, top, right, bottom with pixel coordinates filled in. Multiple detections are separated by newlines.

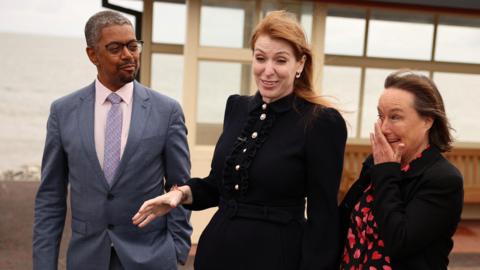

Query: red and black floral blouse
left=340, top=181, right=392, bottom=270
left=340, top=148, right=428, bottom=270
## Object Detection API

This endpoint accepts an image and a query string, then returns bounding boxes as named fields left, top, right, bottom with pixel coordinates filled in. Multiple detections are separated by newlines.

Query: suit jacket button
left=108, top=224, right=114, bottom=230
left=107, top=193, right=114, bottom=200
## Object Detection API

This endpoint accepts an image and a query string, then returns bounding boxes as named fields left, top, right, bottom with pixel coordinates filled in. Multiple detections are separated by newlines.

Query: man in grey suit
left=33, top=10, right=192, bottom=270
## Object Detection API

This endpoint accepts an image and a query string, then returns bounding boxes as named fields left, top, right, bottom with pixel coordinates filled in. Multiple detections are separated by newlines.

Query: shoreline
left=0, top=165, right=40, bottom=181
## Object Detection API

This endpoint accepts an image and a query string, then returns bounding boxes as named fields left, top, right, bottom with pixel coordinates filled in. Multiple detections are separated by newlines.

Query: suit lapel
left=78, top=83, right=111, bottom=189
left=110, top=82, right=151, bottom=188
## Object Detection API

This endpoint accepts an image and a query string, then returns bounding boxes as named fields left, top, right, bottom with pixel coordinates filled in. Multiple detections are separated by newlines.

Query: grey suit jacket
left=33, top=81, right=192, bottom=270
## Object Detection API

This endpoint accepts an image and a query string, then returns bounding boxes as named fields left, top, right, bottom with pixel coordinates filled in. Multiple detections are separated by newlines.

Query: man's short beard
left=120, top=71, right=137, bottom=83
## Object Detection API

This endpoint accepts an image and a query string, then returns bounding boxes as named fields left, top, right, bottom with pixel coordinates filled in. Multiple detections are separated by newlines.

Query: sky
left=0, top=0, right=141, bottom=37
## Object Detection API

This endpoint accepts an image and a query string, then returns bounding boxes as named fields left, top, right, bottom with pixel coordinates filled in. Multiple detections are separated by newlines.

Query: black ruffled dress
left=184, top=93, right=347, bottom=270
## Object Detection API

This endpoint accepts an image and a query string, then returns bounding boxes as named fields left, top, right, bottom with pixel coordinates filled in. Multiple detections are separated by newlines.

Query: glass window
left=367, top=10, right=434, bottom=60
left=150, top=53, right=184, bottom=103
left=196, top=61, right=251, bottom=145
left=325, top=8, right=365, bottom=56
left=299, top=5, right=313, bottom=43
left=435, top=16, right=480, bottom=64
left=108, top=0, right=143, bottom=12
left=261, top=1, right=314, bottom=41
left=200, top=0, right=255, bottom=48
left=152, top=2, right=186, bottom=44
left=322, top=66, right=362, bottom=137
left=433, top=72, right=480, bottom=142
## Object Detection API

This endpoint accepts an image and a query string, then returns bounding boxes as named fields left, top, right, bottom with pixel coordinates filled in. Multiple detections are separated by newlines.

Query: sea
left=0, top=32, right=97, bottom=172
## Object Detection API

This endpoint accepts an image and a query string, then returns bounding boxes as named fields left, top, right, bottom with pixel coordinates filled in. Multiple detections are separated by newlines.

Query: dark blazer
left=33, top=81, right=192, bottom=270
left=339, top=146, right=463, bottom=270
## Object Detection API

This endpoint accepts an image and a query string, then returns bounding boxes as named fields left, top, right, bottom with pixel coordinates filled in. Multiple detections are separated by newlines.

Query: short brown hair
left=250, top=10, right=329, bottom=107
left=384, top=70, right=453, bottom=152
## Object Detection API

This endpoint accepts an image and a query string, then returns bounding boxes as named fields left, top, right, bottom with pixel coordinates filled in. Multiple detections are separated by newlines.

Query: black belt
left=219, top=199, right=305, bottom=225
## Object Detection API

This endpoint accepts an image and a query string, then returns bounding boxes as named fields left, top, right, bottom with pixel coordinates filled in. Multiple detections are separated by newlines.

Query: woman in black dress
left=133, top=10, right=347, bottom=270
left=338, top=70, right=463, bottom=270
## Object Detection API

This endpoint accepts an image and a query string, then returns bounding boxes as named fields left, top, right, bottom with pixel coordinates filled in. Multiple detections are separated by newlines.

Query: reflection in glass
left=200, top=0, right=255, bottom=48
left=322, top=66, right=362, bottom=137
left=436, top=16, right=480, bottom=64
left=325, top=8, right=365, bottom=56
left=368, top=10, right=434, bottom=60
left=433, top=72, right=480, bottom=142
left=153, top=2, right=186, bottom=44
left=150, top=54, right=184, bottom=103
left=197, top=61, right=251, bottom=144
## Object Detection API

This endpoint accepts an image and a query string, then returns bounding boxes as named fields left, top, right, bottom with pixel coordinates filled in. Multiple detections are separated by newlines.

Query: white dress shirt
left=94, top=79, right=134, bottom=169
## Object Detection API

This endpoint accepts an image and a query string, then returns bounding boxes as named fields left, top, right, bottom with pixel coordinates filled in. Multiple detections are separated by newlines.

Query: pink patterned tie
left=103, top=93, right=122, bottom=185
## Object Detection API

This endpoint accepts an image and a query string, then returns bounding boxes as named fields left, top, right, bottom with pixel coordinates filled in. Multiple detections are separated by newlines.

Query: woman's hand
left=370, top=119, right=405, bottom=165
left=132, top=188, right=185, bottom=228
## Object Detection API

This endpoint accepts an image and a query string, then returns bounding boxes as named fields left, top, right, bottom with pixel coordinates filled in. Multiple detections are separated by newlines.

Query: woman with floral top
left=339, top=70, right=463, bottom=270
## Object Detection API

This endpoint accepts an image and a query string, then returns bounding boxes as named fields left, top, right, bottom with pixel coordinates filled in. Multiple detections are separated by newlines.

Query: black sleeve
left=371, top=161, right=463, bottom=258
left=301, top=108, right=347, bottom=270
left=184, top=95, right=239, bottom=210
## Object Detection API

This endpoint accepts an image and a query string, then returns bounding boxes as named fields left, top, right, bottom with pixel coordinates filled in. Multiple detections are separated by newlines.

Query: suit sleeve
left=33, top=102, right=68, bottom=270
left=301, top=108, right=347, bottom=270
left=371, top=161, right=463, bottom=259
left=163, top=101, right=193, bottom=264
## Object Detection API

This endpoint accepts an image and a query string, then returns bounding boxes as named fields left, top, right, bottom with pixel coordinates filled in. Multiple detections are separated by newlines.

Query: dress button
left=234, top=184, right=239, bottom=190
left=107, top=193, right=114, bottom=200
left=108, top=224, right=114, bottom=230
left=260, top=113, right=266, bottom=120
left=242, top=148, right=247, bottom=153
left=262, top=103, right=267, bottom=110
left=235, top=165, right=240, bottom=171
left=251, top=132, right=258, bottom=139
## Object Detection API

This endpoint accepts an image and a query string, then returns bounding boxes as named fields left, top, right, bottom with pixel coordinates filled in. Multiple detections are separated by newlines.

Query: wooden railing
left=445, top=148, right=480, bottom=203
left=339, top=144, right=480, bottom=204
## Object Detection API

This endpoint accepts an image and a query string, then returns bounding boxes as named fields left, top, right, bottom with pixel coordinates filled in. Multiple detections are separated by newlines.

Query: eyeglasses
left=104, top=40, right=144, bottom=55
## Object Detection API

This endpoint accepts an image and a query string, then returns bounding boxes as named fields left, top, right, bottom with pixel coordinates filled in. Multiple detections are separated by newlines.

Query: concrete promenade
left=1, top=181, right=478, bottom=270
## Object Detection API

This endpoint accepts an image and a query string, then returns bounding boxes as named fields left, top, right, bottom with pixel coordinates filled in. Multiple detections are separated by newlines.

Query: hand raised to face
left=370, top=119, right=405, bottom=165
